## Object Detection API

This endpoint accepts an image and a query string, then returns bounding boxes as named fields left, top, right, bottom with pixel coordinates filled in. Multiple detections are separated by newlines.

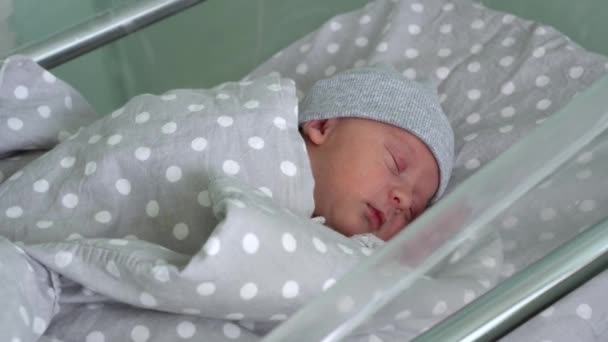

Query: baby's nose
left=390, top=188, right=412, bottom=212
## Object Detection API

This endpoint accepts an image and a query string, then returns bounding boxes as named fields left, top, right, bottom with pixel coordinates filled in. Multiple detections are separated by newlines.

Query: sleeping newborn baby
left=299, top=65, right=454, bottom=241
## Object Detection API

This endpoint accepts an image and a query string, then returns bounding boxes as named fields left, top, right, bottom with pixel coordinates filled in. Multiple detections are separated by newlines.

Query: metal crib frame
left=6, top=1, right=608, bottom=340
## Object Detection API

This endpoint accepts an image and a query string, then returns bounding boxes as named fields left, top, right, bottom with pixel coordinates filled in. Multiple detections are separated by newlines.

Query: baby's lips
left=397, top=201, right=473, bottom=267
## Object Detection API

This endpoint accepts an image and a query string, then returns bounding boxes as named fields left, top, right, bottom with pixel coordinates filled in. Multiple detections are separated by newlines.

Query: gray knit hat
left=299, top=64, right=454, bottom=200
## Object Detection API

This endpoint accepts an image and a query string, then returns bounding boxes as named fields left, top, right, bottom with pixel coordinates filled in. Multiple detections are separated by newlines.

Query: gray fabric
left=299, top=64, right=454, bottom=199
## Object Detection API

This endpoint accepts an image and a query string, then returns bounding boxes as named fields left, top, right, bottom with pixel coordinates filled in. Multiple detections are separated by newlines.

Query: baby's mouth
left=366, top=204, right=386, bottom=231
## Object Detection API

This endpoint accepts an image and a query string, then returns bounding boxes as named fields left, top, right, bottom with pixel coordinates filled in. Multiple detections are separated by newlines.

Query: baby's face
left=303, top=118, right=439, bottom=241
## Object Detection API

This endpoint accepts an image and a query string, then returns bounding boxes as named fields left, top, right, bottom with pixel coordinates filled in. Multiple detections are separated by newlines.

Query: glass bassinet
left=2, top=0, right=607, bottom=340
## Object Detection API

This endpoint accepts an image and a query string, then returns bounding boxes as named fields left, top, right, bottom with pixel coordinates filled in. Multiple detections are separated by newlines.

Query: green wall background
left=5, top=0, right=608, bottom=115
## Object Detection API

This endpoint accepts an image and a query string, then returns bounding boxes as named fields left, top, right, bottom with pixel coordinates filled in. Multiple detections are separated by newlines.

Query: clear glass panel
left=262, top=75, right=608, bottom=341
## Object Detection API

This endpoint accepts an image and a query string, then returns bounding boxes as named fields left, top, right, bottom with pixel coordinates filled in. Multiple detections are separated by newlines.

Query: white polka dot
left=32, top=316, right=47, bottom=334
left=131, top=325, right=150, bottom=342
left=86, top=331, right=105, bottom=342
left=313, top=236, right=327, bottom=253
left=176, top=321, right=196, bottom=338
left=55, top=251, right=73, bottom=268
left=438, top=48, right=452, bottom=57
left=403, top=68, right=416, bottom=80
left=376, top=42, right=389, bottom=52
left=577, top=151, right=593, bottom=164
left=296, top=63, right=308, bottom=74
left=579, top=200, right=596, bottom=212
left=322, top=278, right=336, bottom=291
left=36, top=220, right=53, bottom=229
left=139, top=292, right=157, bottom=307
left=329, top=21, right=342, bottom=31
left=443, top=2, right=454, bottom=11
left=408, top=25, right=421, bottom=35
left=161, top=122, right=177, bottom=134
left=94, top=211, right=112, bottom=224
left=42, top=70, right=56, bottom=83
left=576, top=303, right=592, bottom=320
left=240, top=283, right=258, bottom=300
left=467, top=89, right=481, bottom=101
left=299, top=43, right=311, bottom=53
left=338, top=244, right=354, bottom=255
left=324, top=66, right=337, bottom=76
left=501, top=107, right=515, bottom=118
left=243, top=233, right=260, bottom=254
left=436, top=67, right=450, bottom=80
left=282, top=233, right=297, bottom=252
left=135, top=112, right=150, bottom=124
left=62, top=193, right=79, bottom=208
left=432, top=301, right=448, bottom=315
left=502, top=37, right=516, bottom=47
left=84, top=161, right=97, bottom=176
left=576, top=169, right=592, bottom=180
left=166, top=166, right=182, bottom=182
left=197, top=190, right=211, bottom=207
left=244, top=100, right=260, bottom=109
left=536, top=75, right=550, bottom=87
left=280, top=161, right=297, bottom=176
left=8, top=170, right=23, bottom=181
left=188, top=104, right=205, bottom=112
left=216, top=93, right=230, bottom=100
left=64, top=96, right=73, bottom=110
left=467, top=62, right=481, bottom=73
left=223, top=160, right=240, bottom=175
left=540, top=306, right=555, bottom=317
left=471, top=19, right=485, bottom=29
left=217, top=116, right=234, bottom=127
left=465, top=159, right=481, bottom=170
left=134, top=147, right=151, bottom=161
left=282, top=281, right=299, bottom=298
left=273, top=116, right=288, bottom=130
left=540, top=208, right=557, bottom=221
left=440, top=24, right=452, bottom=34
left=197, top=282, right=216, bottom=296
left=501, top=82, right=515, bottom=95
left=109, top=239, right=129, bottom=246
left=535, top=26, right=547, bottom=35
left=161, top=93, right=177, bottom=101
left=463, top=133, right=478, bottom=142
left=107, top=134, right=122, bottom=145
left=359, top=15, right=371, bottom=25
left=33, top=179, right=50, bottom=193
left=411, top=3, right=424, bottom=12
left=7, top=117, right=24, bottom=131
left=111, top=108, right=124, bottom=118
left=533, top=47, right=546, bottom=58
left=88, top=135, right=101, bottom=144
left=223, top=323, right=241, bottom=339
left=536, top=99, right=552, bottom=110
left=14, top=85, right=29, bottom=99
left=499, top=125, right=513, bottom=133
left=106, top=260, right=121, bottom=278
left=146, top=201, right=160, bottom=217
left=152, top=265, right=170, bottom=282
left=326, top=43, right=340, bottom=54
left=404, top=48, right=419, bottom=59
left=354, top=59, right=367, bottom=68
left=59, top=156, right=75, bottom=168
left=569, top=66, right=584, bottom=79
left=355, top=37, right=369, bottom=47
left=204, top=237, right=221, bottom=255
left=499, top=56, right=514, bottom=67
left=338, top=296, right=355, bottom=313
left=502, top=14, right=515, bottom=23
left=248, top=136, right=264, bottom=149
left=466, top=113, right=480, bottom=124
left=470, top=43, right=483, bottom=54
left=115, top=179, right=132, bottom=195
left=173, top=223, right=189, bottom=240
left=36, top=105, right=51, bottom=119
left=481, top=256, right=497, bottom=268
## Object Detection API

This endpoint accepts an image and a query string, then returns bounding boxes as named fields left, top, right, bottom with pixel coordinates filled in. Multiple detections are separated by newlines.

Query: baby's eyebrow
left=388, top=131, right=416, bottom=158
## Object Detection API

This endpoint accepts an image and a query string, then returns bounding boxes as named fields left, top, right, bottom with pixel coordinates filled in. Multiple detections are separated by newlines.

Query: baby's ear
left=301, top=119, right=339, bottom=145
